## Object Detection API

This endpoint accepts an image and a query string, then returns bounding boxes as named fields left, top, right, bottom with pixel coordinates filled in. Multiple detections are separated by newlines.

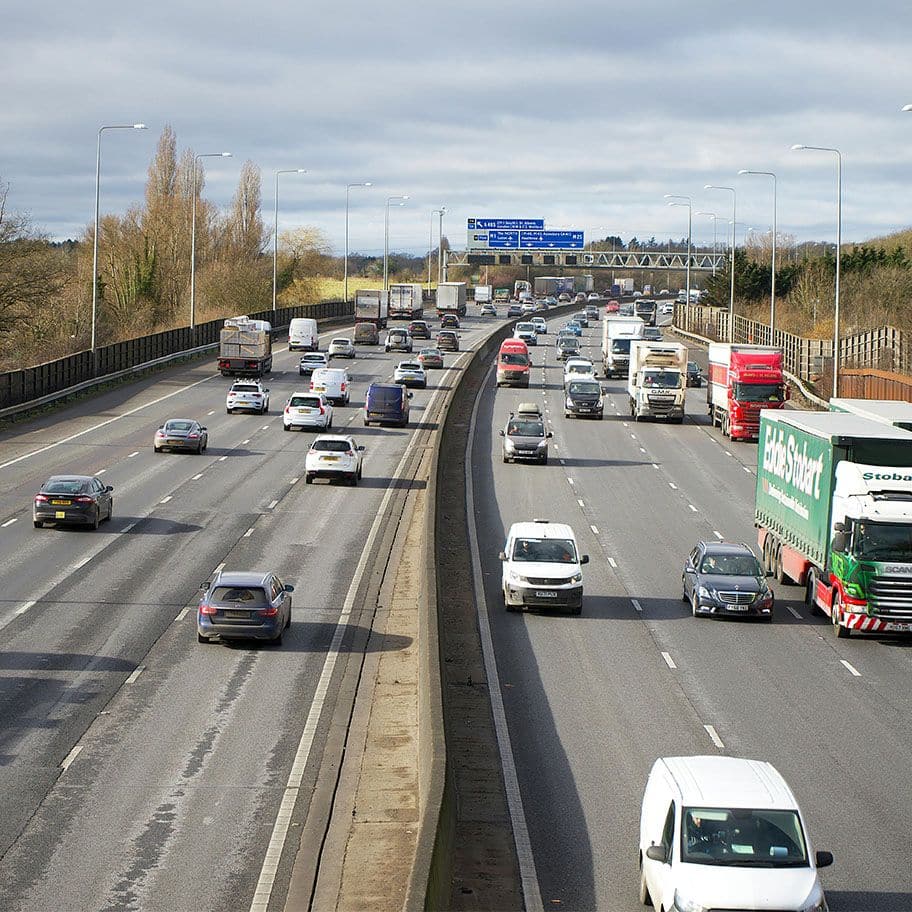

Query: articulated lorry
left=830, top=398, right=912, bottom=431
left=708, top=343, right=788, bottom=440
left=756, top=410, right=912, bottom=637
left=436, top=281, right=467, bottom=316
left=218, top=317, right=272, bottom=377
left=388, top=283, right=424, bottom=320
left=355, top=289, right=388, bottom=328
left=627, top=340, right=687, bottom=422
left=602, top=315, right=645, bottom=379
left=634, top=299, right=657, bottom=326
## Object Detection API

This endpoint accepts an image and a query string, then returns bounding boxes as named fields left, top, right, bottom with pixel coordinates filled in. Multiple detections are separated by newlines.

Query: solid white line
left=192, top=473, right=204, bottom=480
left=16, top=600, right=35, bottom=616
left=661, top=651, right=677, bottom=669
left=94, top=469, right=106, bottom=475
left=631, top=598, right=643, bottom=612
left=176, top=607, right=190, bottom=622
left=607, top=557, right=618, bottom=568
left=841, top=659, right=862, bottom=677
left=218, top=455, right=228, bottom=462
left=0, top=374, right=220, bottom=470
left=60, top=745, right=83, bottom=771
left=125, top=665, right=145, bottom=685
left=688, top=504, right=698, bottom=513
left=127, top=451, right=139, bottom=458
left=290, top=477, right=299, bottom=485
left=268, top=500, right=279, bottom=510
left=713, top=530, right=724, bottom=539
left=668, top=482, right=677, bottom=490
left=243, top=528, right=255, bottom=537
left=463, top=359, right=544, bottom=912
left=1, top=518, right=17, bottom=528
left=591, top=525, right=600, bottom=535
left=159, top=495, right=172, bottom=504
left=787, top=605, right=802, bottom=619
left=704, top=724, right=725, bottom=749
left=71, top=556, right=91, bottom=571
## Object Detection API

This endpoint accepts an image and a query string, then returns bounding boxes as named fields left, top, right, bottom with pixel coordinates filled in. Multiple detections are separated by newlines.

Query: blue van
left=364, top=382, right=412, bottom=427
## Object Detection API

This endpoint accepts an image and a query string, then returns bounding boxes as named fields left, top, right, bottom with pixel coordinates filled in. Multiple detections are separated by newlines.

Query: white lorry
left=602, top=315, right=645, bottom=379
left=473, top=284, right=493, bottom=305
left=355, top=289, right=388, bottom=328
left=616, top=278, right=635, bottom=295
left=388, top=283, right=424, bottom=320
left=436, top=281, right=467, bottom=316
left=627, top=340, right=687, bottom=422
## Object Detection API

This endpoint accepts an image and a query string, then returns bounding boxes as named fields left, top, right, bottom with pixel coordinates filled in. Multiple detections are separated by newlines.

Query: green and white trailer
left=829, top=397, right=912, bottom=432
left=755, top=410, right=912, bottom=637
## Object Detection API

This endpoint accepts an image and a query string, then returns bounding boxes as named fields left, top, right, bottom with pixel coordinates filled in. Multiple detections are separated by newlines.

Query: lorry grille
left=717, top=590, right=754, bottom=605
left=868, top=576, right=912, bottom=618
left=647, top=395, right=676, bottom=414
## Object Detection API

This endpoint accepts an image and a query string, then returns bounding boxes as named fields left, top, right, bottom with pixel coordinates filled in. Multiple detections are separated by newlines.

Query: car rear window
left=290, top=396, right=320, bottom=407
left=232, top=384, right=259, bottom=392
left=44, top=479, right=86, bottom=495
left=302, top=354, right=326, bottom=361
left=312, top=438, right=352, bottom=452
left=212, top=586, right=269, bottom=606
left=399, top=362, right=421, bottom=370
left=164, top=420, right=194, bottom=432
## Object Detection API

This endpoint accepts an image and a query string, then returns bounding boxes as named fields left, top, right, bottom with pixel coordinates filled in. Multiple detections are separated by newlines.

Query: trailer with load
left=218, top=316, right=272, bottom=377
left=627, top=340, right=687, bottom=422
left=388, top=283, right=424, bottom=320
left=755, top=410, right=912, bottom=636
left=355, top=289, right=389, bottom=328
left=602, top=315, right=645, bottom=379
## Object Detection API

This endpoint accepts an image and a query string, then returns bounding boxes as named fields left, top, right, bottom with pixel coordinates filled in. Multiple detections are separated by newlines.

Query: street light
left=344, top=182, right=372, bottom=304
left=705, top=184, right=737, bottom=341
left=739, top=168, right=778, bottom=333
left=91, top=122, right=146, bottom=353
left=665, top=195, right=692, bottom=306
left=272, top=168, right=307, bottom=312
left=696, top=211, right=719, bottom=276
left=190, top=152, right=232, bottom=328
left=384, top=195, right=409, bottom=294
left=902, top=104, right=912, bottom=112
left=791, top=144, right=842, bottom=398
left=437, top=206, right=447, bottom=284
left=428, top=208, right=446, bottom=293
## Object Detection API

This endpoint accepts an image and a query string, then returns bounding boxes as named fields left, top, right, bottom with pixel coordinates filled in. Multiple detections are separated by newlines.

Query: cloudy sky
left=2, top=1, right=912, bottom=255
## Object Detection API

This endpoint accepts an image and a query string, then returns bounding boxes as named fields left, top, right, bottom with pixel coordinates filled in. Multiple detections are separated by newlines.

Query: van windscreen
left=500, top=352, right=529, bottom=366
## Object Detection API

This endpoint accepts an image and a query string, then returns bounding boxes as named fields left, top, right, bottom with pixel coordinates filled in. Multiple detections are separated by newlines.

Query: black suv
left=682, top=541, right=773, bottom=621
left=565, top=378, right=604, bottom=419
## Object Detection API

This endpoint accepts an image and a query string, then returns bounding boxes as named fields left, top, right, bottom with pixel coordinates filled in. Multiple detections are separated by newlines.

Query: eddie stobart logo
left=863, top=471, right=912, bottom=482
left=762, top=427, right=825, bottom=499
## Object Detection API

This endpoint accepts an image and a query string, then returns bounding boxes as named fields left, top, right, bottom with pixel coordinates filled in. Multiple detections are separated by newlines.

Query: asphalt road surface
left=0, top=312, right=502, bottom=912
left=468, top=312, right=912, bottom=911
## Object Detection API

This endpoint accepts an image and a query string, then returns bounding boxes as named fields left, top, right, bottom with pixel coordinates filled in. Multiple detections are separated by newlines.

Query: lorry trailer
left=355, top=289, right=389, bottom=328
left=388, top=283, right=424, bottom=320
left=218, top=317, right=273, bottom=377
left=436, top=282, right=467, bottom=316
left=602, top=315, right=645, bottom=379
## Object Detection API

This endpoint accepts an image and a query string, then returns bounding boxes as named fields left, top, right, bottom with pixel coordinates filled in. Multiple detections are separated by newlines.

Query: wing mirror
left=499, top=430, right=505, bottom=437
left=105, top=485, right=114, bottom=492
left=357, top=445, right=365, bottom=451
left=408, top=392, right=414, bottom=399
left=547, top=432, right=553, bottom=438
left=815, top=850, right=834, bottom=868
left=831, top=531, right=847, bottom=553
left=200, top=426, right=207, bottom=432
left=645, top=845, right=667, bottom=863
left=199, top=581, right=210, bottom=591
left=498, top=551, right=507, bottom=561
left=284, top=584, right=296, bottom=592
left=580, top=554, right=589, bottom=564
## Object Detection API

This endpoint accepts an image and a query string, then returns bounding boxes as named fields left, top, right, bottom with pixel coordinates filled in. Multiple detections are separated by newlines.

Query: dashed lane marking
left=841, top=659, right=862, bottom=677
left=268, top=500, right=279, bottom=510
left=652, top=463, right=660, bottom=470
left=176, top=607, right=190, bottom=622
left=786, top=606, right=802, bottom=619
left=688, top=504, right=698, bottom=513
left=218, top=456, right=228, bottom=462
left=125, top=665, right=145, bottom=685
left=591, top=525, right=600, bottom=535
left=94, top=469, right=106, bottom=475
left=631, top=598, right=643, bottom=612
left=1, top=518, right=17, bottom=528
left=743, top=465, right=752, bottom=473
left=241, top=439, right=251, bottom=445
left=127, top=451, right=139, bottom=458
left=607, top=557, right=618, bottom=568
left=567, top=478, right=575, bottom=485
left=668, top=482, right=677, bottom=489
left=639, top=447, right=646, bottom=454
left=160, top=495, right=172, bottom=504
left=207, top=410, right=216, bottom=415
left=192, top=473, right=204, bottom=480
left=60, top=745, right=83, bottom=771
left=704, top=725, right=725, bottom=749
left=577, top=499, right=585, bottom=508
left=713, top=530, right=724, bottom=539
left=290, top=477, right=299, bottom=485
left=661, top=651, right=677, bottom=669
left=243, top=527, right=255, bottom=537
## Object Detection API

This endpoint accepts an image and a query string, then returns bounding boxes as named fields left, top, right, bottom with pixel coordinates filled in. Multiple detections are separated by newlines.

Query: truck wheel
left=721, top=412, right=730, bottom=437
left=774, top=547, right=789, bottom=585
left=833, top=594, right=852, bottom=638
left=806, top=567, right=823, bottom=616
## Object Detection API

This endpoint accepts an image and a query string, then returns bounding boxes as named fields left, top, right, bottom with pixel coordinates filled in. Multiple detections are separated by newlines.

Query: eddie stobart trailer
left=755, top=410, right=912, bottom=637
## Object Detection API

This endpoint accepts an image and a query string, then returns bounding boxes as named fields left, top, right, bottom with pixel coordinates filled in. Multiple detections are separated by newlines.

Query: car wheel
left=357, top=466, right=363, bottom=480
left=197, top=632, right=211, bottom=644
left=305, top=474, right=313, bottom=484
left=273, top=630, right=283, bottom=646
left=196, top=442, right=203, bottom=454
left=106, top=500, right=113, bottom=522
left=681, top=578, right=689, bottom=601
left=283, top=423, right=290, bottom=432
left=363, top=420, right=370, bottom=427
left=328, top=416, right=333, bottom=428
left=154, top=447, right=161, bottom=454
left=691, top=593, right=702, bottom=618
left=92, top=508, right=100, bottom=530
left=33, top=520, right=42, bottom=529
left=285, top=611, right=291, bottom=629
left=539, top=456, right=547, bottom=465
left=350, top=473, right=358, bottom=486
left=833, top=592, right=852, bottom=638
left=227, top=408, right=232, bottom=415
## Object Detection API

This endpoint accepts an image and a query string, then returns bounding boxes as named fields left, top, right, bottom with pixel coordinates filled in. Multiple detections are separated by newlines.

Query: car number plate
left=51, top=499, right=70, bottom=505
left=727, top=604, right=749, bottom=612
left=323, top=455, right=339, bottom=461
left=535, top=590, right=558, bottom=598
left=886, top=622, right=912, bottom=632
left=226, top=609, right=249, bottom=619
left=55, top=511, right=66, bottom=519
left=168, top=439, right=182, bottom=445
left=296, top=409, right=310, bottom=414
left=314, top=386, right=326, bottom=392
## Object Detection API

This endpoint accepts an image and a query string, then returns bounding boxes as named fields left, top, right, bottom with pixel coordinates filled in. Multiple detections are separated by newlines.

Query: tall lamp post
left=437, top=207, right=446, bottom=283
left=190, top=151, right=232, bottom=328
left=738, top=169, right=778, bottom=333
left=272, top=168, right=307, bottom=312
left=664, top=195, right=692, bottom=305
left=696, top=211, right=719, bottom=276
left=384, top=195, right=409, bottom=294
left=91, top=122, right=147, bottom=353
left=344, top=182, right=372, bottom=304
left=791, top=144, right=841, bottom=398
left=428, top=207, right=446, bottom=293
left=705, top=184, right=737, bottom=341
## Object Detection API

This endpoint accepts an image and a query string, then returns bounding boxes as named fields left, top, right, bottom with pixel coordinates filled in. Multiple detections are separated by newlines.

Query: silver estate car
left=197, top=570, right=294, bottom=644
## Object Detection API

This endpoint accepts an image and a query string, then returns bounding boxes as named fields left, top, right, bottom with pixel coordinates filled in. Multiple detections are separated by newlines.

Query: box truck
left=627, top=340, right=687, bottom=422
left=436, top=282, right=467, bottom=316
left=707, top=344, right=788, bottom=440
left=755, top=410, right=912, bottom=637
left=388, top=283, right=424, bottom=320
left=355, top=289, right=388, bottom=328
left=218, top=317, right=272, bottom=377
left=615, top=278, right=635, bottom=295
left=474, top=285, right=493, bottom=305
left=602, top=315, right=645, bottom=379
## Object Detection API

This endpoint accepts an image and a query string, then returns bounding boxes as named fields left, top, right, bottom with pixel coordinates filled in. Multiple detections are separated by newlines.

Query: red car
left=605, top=299, right=621, bottom=314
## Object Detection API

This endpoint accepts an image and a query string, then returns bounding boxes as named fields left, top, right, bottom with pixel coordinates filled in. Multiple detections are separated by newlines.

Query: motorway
left=469, top=314, right=912, bottom=911
left=0, top=312, right=501, bottom=912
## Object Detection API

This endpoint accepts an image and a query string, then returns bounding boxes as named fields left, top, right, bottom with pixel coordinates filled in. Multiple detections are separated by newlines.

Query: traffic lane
left=549, top=366, right=912, bottom=906
left=475, top=361, right=710, bottom=911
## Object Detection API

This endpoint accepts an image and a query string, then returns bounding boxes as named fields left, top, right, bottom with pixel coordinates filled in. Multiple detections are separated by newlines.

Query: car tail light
left=155, top=430, right=165, bottom=438
left=75, top=496, right=94, bottom=504
left=284, top=406, right=290, bottom=414
left=341, top=382, right=347, bottom=391
left=35, top=494, right=49, bottom=503
left=258, top=606, right=278, bottom=617
left=319, top=405, right=325, bottom=414
left=188, top=433, right=199, bottom=439
left=199, top=602, right=217, bottom=616
left=345, top=450, right=354, bottom=457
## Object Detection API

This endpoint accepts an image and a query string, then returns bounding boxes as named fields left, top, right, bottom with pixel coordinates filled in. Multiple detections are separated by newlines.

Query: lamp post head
left=133, top=123, right=147, bottom=130
left=790, top=144, right=807, bottom=151
left=737, top=169, right=749, bottom=175
left=903, top=104, right=912, bottom=112
left=364, top=181, right=373, bottom=186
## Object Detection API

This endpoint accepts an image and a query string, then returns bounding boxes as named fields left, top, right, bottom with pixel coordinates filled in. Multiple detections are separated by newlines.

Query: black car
left=408, top=320, right=431, bottom=339
left=686, top=361, right=704, bottom=387
left=34, top=475, right=114, bottom=529
left=682, top=541, right=773, bottom=621
left=643, top=326, right=663, bottom=342
left=440, top=313, right=460, bottom=329
left=565, top=379, right=604, bottom=419
left=154, top=418, right=208, bottom=454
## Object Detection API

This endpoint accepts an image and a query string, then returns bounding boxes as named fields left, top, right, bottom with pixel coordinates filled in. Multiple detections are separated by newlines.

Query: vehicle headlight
left=570, top=572, right=583, bottom=583
left=844, top=582, right=865, bottom=598
left=536, top=440, right=547, bottom=449
left=504, top=439, right=516, bottom=452
left=697, top=586, right=714, bottom=599
left=509, top=571, right=526, bottom=584
left=673, top=892, right=708, bottom=912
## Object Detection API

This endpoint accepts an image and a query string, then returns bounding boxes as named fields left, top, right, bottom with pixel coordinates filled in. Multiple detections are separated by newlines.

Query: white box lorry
left=388, top=283, right=424, bottom=320
left=616, top=278, right=635, bottom=295
left=436, top=282, right=467, bottom=316
left=602, top=315, right=645, bottom=379
left=627, top=340, right=687, bottom=422
left=355, top=289, right=388, bottom=328
left=473, top=284, right=493, bottom=305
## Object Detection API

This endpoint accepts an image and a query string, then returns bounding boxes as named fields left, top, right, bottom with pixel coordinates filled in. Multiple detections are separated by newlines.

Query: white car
left=660, top=302, right=675, bottom=315
left=328, top=337, right=356, bottom=358
left=310, top=367, right=351, bottom=405
left=639, top=755, right=832, bottom=912
left=283, top=392, right=333, bottom=431
left=304, top=434, right=364, bottom=486
left=393, top=360, right=427, bottom=388
left=514, top=322, right=538, bottom=346
left=520, top=302, right=538, bottom=315
left=299, top=352, right=330, bottom=376
left=226, top=381, right=269, bottom=414
left=531, top=316, right=547, bottom=335
left=563, top=358, right=597, bottom=388
left=500, top=520, right=588, bottom=615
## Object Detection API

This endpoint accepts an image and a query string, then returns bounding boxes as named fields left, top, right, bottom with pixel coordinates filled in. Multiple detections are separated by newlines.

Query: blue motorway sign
left=487, top=230, right=521, bottom=248
left=467, top=218, right=544, bottom=231
left=520, top=230, right=585, bottom=249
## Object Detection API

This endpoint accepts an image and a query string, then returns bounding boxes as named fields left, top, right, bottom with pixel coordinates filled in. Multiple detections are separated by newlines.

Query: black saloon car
left=686, top=361, right=704, bottom=387
left=34, top=475, right=114, bottom=529
left=682, top=541, right=773, bottom=621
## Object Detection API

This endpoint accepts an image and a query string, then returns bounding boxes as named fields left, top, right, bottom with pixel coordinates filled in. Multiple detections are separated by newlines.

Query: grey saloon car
left=33, top=475, right=114, bottom=529
left=682, top=541, right=774, bottom=621
left=197, top=570, right=294, bottom=644
left=153, top=418, right=208, bottom=454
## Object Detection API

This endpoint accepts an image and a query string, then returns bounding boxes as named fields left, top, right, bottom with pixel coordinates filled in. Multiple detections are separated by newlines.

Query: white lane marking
left=0, top=373, right=220, bottom=469
left=176, top=607, right=190, bottom=622
left=688, top=504, right=698, bottom=513
left=631, top=598, right=643, bottom=612
left=786, top=605, right=802, bottom=619
left=713, top=530, right=724, bottom=539
left=576, top=499, right=585, bottom=508
left=127, top=451, right=139, bottom=458
left=463, top=360, right=544, bottom=912
left=652, top=463, right=660, bottom=470
left=268, top=500, right=279, bottom=510
left=1, top=518, right=17, bottom=528
left=639, top=447, right=646, bottom=454
left=623, top=422, right=628, bottom=427
left=125, top=665, right=145, bottom=685
left=261, top=425, right=269, bottom=430
left=591, top=525, right=600, bottom=535
left=159, top=495, right=172, bottom=504
left=207, top=410, right=216, bottom=416
left=192, top=473, right=204, bottom=480
left=60, top=745, right=83, bottom=771
left=567, top=478, right=575, bottom=486
left=552, top=445, right=558, bottom=452
left=71, top=556, right=91, bottom=571
left=16, top=600, right=36, bottom=616
left=559, top=458, right=566, bottom=465
left=630, top=433, right=636, bottom=439
left=218, top=455, right=228, bottom=462
left=841, top=659, right=862, bottom=677
left=661, top=651, right=677, bottom=669
left=243, top=528, right=255, bottom=538
left=241, top=439, right=251, bottom=445
left=122, top=521, right=137, bottom=534
left=743, top=465, right=752, bottom=473
left=607, top=557, right=618, bottom=568
left=704, top=725, right=725, bottom=749
left=725, top=451, right=733, bottom=457
left=290, top=477, right=299, bottom=485
left=668, top=482, right=677, bottom=490
left=94, top=469, right=106, bottom=476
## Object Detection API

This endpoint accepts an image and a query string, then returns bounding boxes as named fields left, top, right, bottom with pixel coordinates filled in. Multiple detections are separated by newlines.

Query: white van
left=288, top=318, right=319, bottom=352
left=639, top=755, right=832, bottom=912
left=310, top=367, right=351, bottom=406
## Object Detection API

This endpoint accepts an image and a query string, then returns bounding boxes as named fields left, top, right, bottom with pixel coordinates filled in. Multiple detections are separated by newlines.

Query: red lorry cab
left=707, top=344, right=788, bottom=439
left=496, top=338, right=531, bottom=388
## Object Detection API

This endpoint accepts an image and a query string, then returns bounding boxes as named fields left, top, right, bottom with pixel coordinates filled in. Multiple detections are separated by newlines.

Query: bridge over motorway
left=445, top=247, right=728, bottom=273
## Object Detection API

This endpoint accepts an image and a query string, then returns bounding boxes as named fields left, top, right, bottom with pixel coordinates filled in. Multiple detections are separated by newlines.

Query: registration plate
left=323, top=455, right=340, bottom=462
left=296, top=408, right=311, bottom=414
left=168, top=439, right=182, bottom=445
left=535, top=590, right=558, bottom=598
left=55, top=511, right=66, bottom=519
left=51, top=499, right=70, bottom=505
left=313, top=386, right=326, bottom=392
left=226, top=609, right=249, bottom=619
left=886, top=622, right=912, bottom=632
left=727, top=605, right=749, bottom=612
